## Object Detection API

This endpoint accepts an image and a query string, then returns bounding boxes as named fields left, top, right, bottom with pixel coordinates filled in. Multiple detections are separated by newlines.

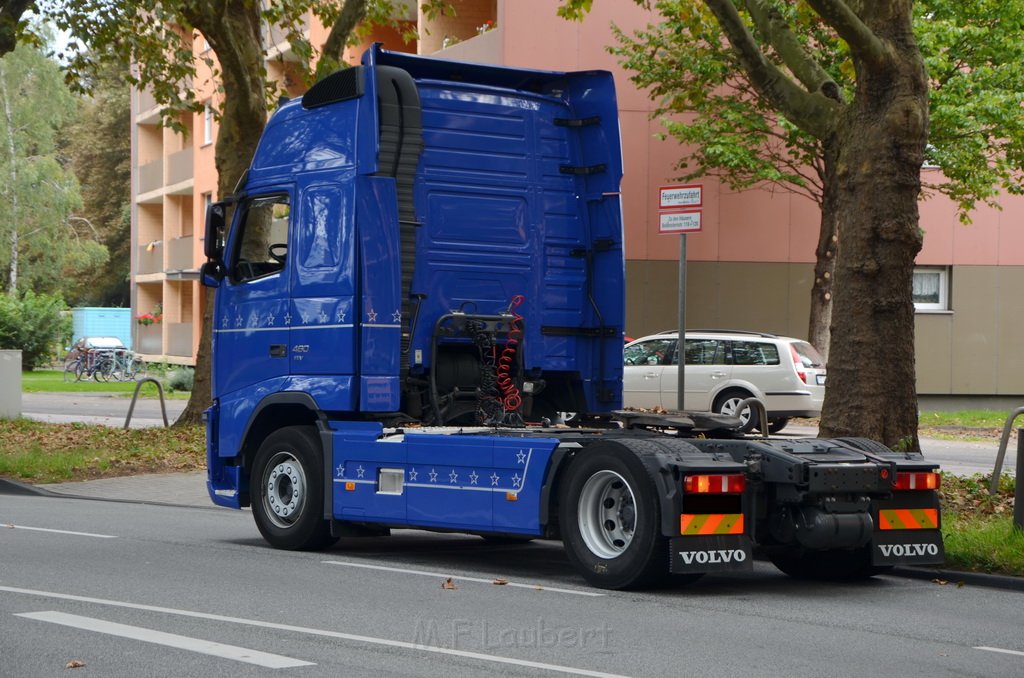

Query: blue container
left=71, top=307, right=132, bottom=350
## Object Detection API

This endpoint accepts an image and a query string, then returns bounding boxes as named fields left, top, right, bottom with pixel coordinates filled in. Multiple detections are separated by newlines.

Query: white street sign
left=659, top=184, right=702, bottom=209
left=659, top=210, right=702, bottom=233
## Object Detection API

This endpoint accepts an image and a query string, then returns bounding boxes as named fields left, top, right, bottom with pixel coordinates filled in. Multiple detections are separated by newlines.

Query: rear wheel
left=559, top=443, right=672, bottom=590
left=766, top=417, right=790, bottom=434
left=252, top=425, right=337, bottom=551
left=714, top=390, right=757, bottom=433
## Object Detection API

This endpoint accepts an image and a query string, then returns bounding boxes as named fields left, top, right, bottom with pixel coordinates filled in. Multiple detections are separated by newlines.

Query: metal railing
left=989, top=407, right=1023, bottom=530
left=124, top=378, right=169, bottom=429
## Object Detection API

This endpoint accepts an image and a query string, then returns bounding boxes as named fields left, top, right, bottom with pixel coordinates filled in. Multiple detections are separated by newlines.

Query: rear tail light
left=684, top=474, right=746, bottom=494
left=790, top=345, right=808, bottom=384
left=893, top=471, right=941, bottom=491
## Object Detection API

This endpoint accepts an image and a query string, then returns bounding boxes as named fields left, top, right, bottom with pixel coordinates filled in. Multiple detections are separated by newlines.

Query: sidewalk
left=26, top=472, right=214, bottom=509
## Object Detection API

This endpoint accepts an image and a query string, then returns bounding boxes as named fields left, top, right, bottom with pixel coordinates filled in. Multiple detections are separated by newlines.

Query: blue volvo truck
left=200, top=46, right=944, bottom=589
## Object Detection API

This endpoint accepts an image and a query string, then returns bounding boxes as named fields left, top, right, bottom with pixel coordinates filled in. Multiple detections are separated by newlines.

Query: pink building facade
left=130, top=0, right=1024, bottom=407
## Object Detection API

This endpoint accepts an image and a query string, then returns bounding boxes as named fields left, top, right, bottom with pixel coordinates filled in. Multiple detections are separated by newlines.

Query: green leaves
left=916, top=0, right=1024, bottom=220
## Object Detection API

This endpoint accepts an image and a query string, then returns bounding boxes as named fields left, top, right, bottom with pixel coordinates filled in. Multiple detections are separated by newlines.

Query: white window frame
left=913, top=267, right=949, bottom=312
left=203, top=101, right=213, bottom=145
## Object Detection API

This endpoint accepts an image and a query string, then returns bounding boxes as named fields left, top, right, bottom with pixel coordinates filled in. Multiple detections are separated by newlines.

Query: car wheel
left=714, top=390, right=757, bottom=433
left=766, top=417, right=790, bottom=434
left=251, top=425, right=338, bottom=551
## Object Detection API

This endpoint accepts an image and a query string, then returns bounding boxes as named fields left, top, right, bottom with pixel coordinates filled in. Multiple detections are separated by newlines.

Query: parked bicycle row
left=63, top=346, right=147, bottom=383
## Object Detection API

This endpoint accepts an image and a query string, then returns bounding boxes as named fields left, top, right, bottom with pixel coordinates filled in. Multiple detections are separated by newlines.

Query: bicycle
left=92, top=349, right=147, bottom=382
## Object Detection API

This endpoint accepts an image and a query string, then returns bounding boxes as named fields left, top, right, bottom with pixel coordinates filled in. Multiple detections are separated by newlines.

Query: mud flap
left=670, top=535, right=753, bottom=574
left=871, top=530, right=945, bottom=566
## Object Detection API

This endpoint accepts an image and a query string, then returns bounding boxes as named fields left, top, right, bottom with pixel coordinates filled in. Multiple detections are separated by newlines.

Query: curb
left=0, top=477, right=57, bottom=497
left=892, top=566, right=1024, bottom=593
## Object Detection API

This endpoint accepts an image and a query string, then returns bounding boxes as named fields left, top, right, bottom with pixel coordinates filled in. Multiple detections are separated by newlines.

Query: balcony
left=167, top=323, right=194, bottom=358
left=167, top=236, right=195, bottom=272
left=167, top=147, right=194, bottom=187
left=137, top=242, right=163, bottom=276
left=136, top=323, right=163, bottom=355
left=137, top=159, right=163, bottom=196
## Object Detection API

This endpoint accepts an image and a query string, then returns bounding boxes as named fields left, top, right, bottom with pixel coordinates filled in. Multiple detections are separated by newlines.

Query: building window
left=913, top=267, right=949, bottom=311
left=203, top=101, right=213, bottom=145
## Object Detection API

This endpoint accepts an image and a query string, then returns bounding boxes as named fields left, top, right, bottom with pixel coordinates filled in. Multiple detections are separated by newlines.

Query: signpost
left=658, top=185, right=702, bottom=410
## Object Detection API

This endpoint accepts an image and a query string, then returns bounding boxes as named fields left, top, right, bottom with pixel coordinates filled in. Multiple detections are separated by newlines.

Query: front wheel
left=251, top=425, right=337, bottom=551
left=558, top=442, right=671, bottom=590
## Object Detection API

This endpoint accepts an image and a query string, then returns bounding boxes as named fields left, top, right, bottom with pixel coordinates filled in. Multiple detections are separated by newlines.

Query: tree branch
left=704, top=0, right=841, bottom=139
left=744, top=0, right=842, bottom=102
left=803, top=0, right=887, bottom=66
left=0, top=0, right=33, bottom=57
left=321, top=0, right=367, bottom=68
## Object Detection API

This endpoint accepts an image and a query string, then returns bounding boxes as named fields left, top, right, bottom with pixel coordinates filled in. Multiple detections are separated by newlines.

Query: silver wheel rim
left=262, top=451, right=307, bottom=528
left=720, top=397, right=751, bottom=426
left=577, top=470, right=637, bottom=559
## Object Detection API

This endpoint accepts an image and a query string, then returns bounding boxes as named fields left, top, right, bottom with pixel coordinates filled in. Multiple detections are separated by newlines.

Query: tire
left=714, top=389, right=757, bottom=433
left=63, top=361, right=83, bottom=382
left=130, top=358, right=147, bottom=379
left=251, top=425, right=338, bottom=551
left=769, top=546, right=892, bottom=581
left=766, top=417, right=790, bottom=434
left=558, top=442, right=670, bottom=590
left=831, top=437, right=894, bottom=456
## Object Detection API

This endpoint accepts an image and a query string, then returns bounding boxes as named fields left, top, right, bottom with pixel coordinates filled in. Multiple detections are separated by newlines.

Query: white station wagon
left=623, top=330, right=826, bottom=433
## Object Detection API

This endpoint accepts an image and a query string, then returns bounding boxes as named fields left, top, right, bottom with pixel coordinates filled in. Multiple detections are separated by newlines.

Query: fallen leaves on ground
left=441, top=577, right=456, bottom=590
left=65, top=660, right=85, bottom=669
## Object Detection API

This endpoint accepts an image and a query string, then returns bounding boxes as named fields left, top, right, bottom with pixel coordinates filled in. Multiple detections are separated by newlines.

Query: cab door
left=213, top=192, right=293, bottom=398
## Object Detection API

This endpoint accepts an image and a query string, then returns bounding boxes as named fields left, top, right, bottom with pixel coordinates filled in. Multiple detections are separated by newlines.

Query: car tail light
left=684, top=474, right=746, bottom=494
left=790, top=345, right=808, bottom=384
left=893, top=471, right=941, bottom=491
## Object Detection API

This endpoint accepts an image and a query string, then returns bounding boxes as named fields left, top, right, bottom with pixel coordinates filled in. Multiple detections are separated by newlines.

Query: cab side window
left=231, top=195, right=291, bottom=283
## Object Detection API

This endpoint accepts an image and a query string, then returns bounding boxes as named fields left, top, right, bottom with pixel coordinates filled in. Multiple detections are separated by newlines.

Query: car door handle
left=710, top=371, right=727, bottom=379
left=643, top=372, right=658, bottom=379
left=269, top=344, right=287, bottom=357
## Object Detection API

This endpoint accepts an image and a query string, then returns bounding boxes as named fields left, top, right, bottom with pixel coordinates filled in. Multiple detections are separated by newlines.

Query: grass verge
left=940, top=473, right=1023, bottom=576
left=22, top=369, right=191, bottom=399
left=0, top=419, right=204, bottom=483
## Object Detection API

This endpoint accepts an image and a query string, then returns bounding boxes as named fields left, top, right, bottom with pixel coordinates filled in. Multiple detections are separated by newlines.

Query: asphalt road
left=2, top=493, right=1023, bottom=677
left=21, top=392, right=188, bottom=428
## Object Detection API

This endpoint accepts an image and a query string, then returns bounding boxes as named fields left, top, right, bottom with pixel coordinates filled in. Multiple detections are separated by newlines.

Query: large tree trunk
left=808, top=144, right=839, bottom=360
left=818, top=6, right=927, bottom=450
left=175, top=1, right=268, bottom=426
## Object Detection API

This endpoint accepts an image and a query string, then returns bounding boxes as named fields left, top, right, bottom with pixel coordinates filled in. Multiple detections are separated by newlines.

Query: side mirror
left=201, top=260, right=225, bottom=288
left=204, top=201, right=227, bottom=260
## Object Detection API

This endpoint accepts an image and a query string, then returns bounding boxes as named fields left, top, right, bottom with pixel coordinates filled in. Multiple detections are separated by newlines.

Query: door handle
left=270, top=344, right=287, bottom=357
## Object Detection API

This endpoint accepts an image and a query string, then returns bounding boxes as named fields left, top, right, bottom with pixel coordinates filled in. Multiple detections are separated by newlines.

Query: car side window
left=625, top=338, right=675, bottom=366
left=231, top=195, right=291, bottom=283
left=730, top=340, right=780, bottom=366
left=683, top=339, right=722, bottom=365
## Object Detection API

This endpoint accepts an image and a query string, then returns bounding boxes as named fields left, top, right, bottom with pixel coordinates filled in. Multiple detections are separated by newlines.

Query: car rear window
left=730, top=340, right=780, bottom=366
left=792, top=341, right=825, bottom=368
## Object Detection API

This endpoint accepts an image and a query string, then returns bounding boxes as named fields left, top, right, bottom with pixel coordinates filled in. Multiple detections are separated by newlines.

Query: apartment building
left=131, top=0, right=1024, bottom=408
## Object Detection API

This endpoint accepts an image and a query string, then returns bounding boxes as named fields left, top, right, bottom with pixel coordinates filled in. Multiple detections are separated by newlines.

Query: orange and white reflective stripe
left=878, top=508, right=939, bottom=530
left=680, top=514, right=745, bottom=535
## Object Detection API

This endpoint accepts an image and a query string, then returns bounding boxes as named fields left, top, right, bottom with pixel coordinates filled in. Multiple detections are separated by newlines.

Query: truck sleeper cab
left=202, top=47, right=943, bottom=590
